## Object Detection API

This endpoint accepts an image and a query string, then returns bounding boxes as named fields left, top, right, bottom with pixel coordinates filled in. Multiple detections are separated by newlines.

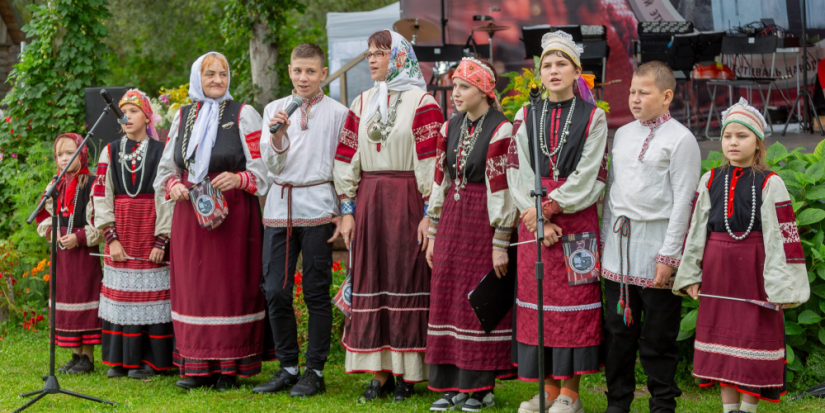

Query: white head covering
left=721, top=97, right=768, bottom=140
left=364, top=30, right=427, bottom=124
left=186, top=52, right=233, bottom=184
left=540, top=31, right=583, bottom=67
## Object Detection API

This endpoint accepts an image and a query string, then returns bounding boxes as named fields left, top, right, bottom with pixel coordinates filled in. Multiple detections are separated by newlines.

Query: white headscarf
left=186, top=52, right=233, bottom=184
left=364, top=30, right=427, bottom=124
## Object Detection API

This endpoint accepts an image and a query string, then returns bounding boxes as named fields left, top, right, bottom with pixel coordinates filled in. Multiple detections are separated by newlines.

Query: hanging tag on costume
left=561, top=232, right=600, bottom=285
left=188, top=177, right=228, bottom=230
left=333, top=247, right=353, bottom=319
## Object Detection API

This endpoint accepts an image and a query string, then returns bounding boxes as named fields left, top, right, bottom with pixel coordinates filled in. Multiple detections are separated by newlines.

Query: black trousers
left=603, top=279, right=682, bottom=413
left=261, top=224, right=334, bottom=371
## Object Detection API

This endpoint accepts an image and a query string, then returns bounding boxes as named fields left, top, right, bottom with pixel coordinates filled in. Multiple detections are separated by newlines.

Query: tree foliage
left=0, top=0, right=112, bottom=266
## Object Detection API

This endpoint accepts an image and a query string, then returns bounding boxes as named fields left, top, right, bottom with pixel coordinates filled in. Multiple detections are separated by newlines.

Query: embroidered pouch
left=561, top=231, right=601, bottom=285
left=188, top=177, right=228, bottom=230
left=333, top=248, right=353, bottom=319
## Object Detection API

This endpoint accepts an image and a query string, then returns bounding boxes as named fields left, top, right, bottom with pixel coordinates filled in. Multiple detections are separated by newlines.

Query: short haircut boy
left=634, top=61, right=676, bottom=93
left=291, top=43, right=325, bottom=66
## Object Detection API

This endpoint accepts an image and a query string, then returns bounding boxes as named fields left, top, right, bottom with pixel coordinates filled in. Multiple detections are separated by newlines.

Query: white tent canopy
left=326, top=2, right=400, bottom=105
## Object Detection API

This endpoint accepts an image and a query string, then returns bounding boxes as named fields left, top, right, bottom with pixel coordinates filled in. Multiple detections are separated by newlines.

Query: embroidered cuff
left=74, top=228, right=87, bottom=247
left=428, top=216, right=439, bottom=240
left=154, top=235, right=169, bottom=250
left=341, top=200, right=356, bottom=215
left=104, top=226, right=119, bottom=244
left=656, top=254, right=681, bottom=268
left=541, top=199, right=562, bottom=219
left=493, top=226, right=513, bottom=252
left=237, top=171, right=258, bottom=194
left=271, top=132, right=290, bottom=154
left=164, top=174, right=182, bottom=200
left=423, top=203, right=429, bottom=217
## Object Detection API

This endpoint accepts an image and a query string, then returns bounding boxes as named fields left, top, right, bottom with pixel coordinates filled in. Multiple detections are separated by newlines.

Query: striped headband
left=721, top=98, right=767, bottom=140
left=540, top=31, right=583, bottom=67
left=452, top=57, right=496, bottom=99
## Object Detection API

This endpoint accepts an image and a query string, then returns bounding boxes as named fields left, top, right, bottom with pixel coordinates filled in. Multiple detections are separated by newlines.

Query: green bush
left=678, top=139, right=825, bottom=390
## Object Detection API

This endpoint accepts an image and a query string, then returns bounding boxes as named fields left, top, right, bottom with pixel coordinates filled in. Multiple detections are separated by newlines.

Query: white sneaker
left=517, top=392, right=554, bottom=413
left=547, top=395, right=583, bottom=413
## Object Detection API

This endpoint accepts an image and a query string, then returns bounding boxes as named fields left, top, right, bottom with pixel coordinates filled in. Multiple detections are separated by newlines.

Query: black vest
left=707, top=166, right=773, bottom=233
left=174, top=100, right=247, bottom=174
left=524, top=97, right=597, bottom=179
left=445, top=110, right=509, bottom=184
left=56, top=177, right=94, bottom=228
left=108, top=137, right=164, bottom=196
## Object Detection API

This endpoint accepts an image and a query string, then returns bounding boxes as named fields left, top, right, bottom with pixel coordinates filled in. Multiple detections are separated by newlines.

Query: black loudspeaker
left=84, top=86, right=133, bottom=161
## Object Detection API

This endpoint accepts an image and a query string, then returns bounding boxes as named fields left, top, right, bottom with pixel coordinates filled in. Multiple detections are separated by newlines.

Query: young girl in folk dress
left=36, top=133, right=104, bottom=375
left=675, top=98, right=809, bottom=413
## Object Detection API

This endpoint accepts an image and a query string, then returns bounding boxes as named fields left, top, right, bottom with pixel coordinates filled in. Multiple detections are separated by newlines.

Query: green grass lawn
left=0, top=327, right=822, bottom=412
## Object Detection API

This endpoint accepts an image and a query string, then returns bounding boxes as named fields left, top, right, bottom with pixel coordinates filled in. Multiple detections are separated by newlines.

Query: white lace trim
left=427, top=324, right=512, bottom=335
left=102, top=265, right=170, bottom=292
left=98, top=295, right=172, bottom=325
left=516, top=299, right=601, bottom=312
left=427, top=330, right=512, bottom=342
left=55, top=301, right=99, bottom=311
left=171, top=310, right=265, bottom=326
left=694, top=340, right=784, bottom=361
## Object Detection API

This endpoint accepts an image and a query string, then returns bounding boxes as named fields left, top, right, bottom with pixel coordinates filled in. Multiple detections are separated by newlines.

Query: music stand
left=782, top=0, right=825, bottom=136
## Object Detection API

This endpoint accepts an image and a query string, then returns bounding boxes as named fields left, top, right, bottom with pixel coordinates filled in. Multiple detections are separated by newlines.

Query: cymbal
left=472, top=23, right=511, bottom=34
left=393, top=18, right=440, bottom=44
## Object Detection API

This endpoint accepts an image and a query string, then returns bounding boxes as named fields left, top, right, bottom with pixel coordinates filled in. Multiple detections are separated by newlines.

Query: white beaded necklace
left=57, top=181, right=80, bottom=250
left=539, top=97, right=575, bottom=180
left=723, top=168, right=756, bottom=241
left=119, top=137, right=149, bottom=198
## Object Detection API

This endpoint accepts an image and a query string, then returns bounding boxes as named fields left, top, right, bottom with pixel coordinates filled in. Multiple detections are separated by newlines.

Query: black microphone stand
left=527, top=84, right=548, bottom=413
left=782, top=0, right=825, bottom=136
left=16, top=97, right=119, bottom=412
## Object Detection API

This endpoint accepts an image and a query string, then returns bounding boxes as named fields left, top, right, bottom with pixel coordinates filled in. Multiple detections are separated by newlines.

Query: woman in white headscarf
left=154, top=52, right=273, bottom=391
left=333, top=30, right=444, bottom=403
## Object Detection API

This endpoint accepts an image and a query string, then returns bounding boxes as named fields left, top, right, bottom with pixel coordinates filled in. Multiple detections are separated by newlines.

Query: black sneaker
left=128, top=363, right=157, bottom=379
left=176, top=375, right=218, bottom=390
left=57, top=354, right=81, bottom=374
left=462, top=390, right=494, bottom=412
left=430, top=392, right=468, bottom=411
left=215, top=375, right=238, bottom=392
left=357, top=376, right=395, bottom=404
left=289, top=370, right=326, bottom=397
left=393, top=379, right=415, bottom=402
left=252, top=368, right=300, bottom=394
left=68, top=355, right=94, bottom=374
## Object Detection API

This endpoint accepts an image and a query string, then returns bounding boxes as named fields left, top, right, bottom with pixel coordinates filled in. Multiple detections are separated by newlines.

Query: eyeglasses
left=364, top=51, right=388, bottom=61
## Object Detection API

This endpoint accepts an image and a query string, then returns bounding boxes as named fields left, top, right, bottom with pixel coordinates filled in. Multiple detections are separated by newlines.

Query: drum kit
left=392, top=8, right=511, bottom=117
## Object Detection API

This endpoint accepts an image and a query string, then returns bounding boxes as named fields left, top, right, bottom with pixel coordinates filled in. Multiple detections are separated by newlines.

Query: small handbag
left=561, top=231, right=601, bottom=286
left=333, top=245, right=353, bottom=319
left=188, top=176, right=228, bottom=230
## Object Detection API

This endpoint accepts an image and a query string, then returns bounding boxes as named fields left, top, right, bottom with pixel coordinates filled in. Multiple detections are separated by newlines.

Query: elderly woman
left=154, top=52, right=273, bottom=391
left=334, top=29, right=444, bottom=403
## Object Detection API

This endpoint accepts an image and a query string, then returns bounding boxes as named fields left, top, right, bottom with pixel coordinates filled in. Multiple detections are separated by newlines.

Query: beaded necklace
left=538, top=97, right=575, bottom=180
left=57, top=179, right=80, bottom=250
left=451, top=109, right=489, bottom=201
left=723, top=167, right=756, bottom=241
left=119, top=137, right=149, bottom=197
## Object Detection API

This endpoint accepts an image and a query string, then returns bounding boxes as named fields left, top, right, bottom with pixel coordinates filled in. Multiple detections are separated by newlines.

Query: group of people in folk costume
left=36, top=28, right=809, bottom=413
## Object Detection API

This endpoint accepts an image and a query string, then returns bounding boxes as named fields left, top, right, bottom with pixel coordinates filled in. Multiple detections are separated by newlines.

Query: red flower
left=35, top=315, right=44, bottom=322
left=332, top=261, right=342, bottom=272
left=295, top=272, right=303, bottom=286
left=295, top=285, right=303, bottom=297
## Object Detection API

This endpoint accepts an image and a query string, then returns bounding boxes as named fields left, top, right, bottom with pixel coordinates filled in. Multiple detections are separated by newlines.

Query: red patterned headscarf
left=119, top=89, right=161, bottom=140
left=52, top=133, right=90, bottom=216
left=452, top=57, right=502, bottom=112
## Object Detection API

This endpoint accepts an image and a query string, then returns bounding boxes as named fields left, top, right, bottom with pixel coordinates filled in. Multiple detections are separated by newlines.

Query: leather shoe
left=176, top=375, right=218, bottom=390
left=215, top=375, right=238, bottom=392
left=252, top=368, right=300, bottom=394
left=289, top=370, right=325, bottom=397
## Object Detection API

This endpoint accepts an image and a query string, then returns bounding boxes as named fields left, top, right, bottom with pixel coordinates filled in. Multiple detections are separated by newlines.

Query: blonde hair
left=54, top=137, right=89, bottom=187
left=634, top=61, right=676, bottom=93
left=201, top=54, right=229, bottom=74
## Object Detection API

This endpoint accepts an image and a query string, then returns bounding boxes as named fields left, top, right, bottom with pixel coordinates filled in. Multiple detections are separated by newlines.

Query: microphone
left=270, top=96, right=304, bottom=134
left=528, top=83, right=542, bottom=104
left=100, top=89, right=129, bottom=125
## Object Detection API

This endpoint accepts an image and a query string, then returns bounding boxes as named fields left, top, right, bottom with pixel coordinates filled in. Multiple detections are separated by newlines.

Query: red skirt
left=516, top=177, right=602, bottom=348
left=51, top=230, right=102, bottom=347
left=694, top=232, right=786, bottom=402
left=426, top=183, right=514, bottom=373
left=341, top=171, right=430, bottom=353
left=170, top=172, right=272, bottom=376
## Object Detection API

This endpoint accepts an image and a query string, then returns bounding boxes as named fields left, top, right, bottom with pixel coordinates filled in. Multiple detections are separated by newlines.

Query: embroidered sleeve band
left=104, top=226, right=119, bottom=244
left=237, top=171, right=258, bottom=194
left=493, top=226, right=513, bottom=251
left=154, top=235, right=170, bottom=250
left=341, top=200, right=356, bottom=215
left=656, top=254, right=681, bottom=268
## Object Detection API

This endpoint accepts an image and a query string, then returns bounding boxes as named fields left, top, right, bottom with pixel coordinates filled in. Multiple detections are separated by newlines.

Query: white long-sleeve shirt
left=260, top=94, right=348, bottom=226
left=601, top=117, right=701, bottom=287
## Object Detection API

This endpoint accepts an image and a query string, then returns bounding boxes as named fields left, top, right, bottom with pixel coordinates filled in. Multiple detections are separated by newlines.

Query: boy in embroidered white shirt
left=600, top=61, right=701, bottom=413
left=254, top=43, right=347, bottom=398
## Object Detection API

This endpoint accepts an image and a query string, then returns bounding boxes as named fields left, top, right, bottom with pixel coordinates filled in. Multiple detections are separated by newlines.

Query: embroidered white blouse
left=260, top=94, right=348, bottom=227
left=600, top=117, right=701, bottom=287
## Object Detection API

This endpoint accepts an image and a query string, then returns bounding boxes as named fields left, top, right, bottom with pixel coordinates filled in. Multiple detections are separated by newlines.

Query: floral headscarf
left=119, top=89, right=162, bottom=140
left=364, top=30, right=427, bottom=125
